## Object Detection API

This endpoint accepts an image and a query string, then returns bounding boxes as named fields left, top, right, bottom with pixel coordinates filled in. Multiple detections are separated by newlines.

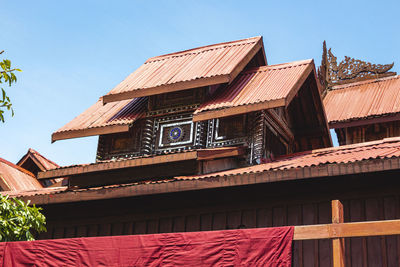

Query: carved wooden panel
left=318, top=41, right=396, bottom=92
left=207, top=115, right=248, bottom=148
left=336, top=121, right=400, bottom=145
left=149, top=87, right=205, bottom=112
left=153, top=113, right=204, bottom=153
left=97, top=121, right=143, bottom=161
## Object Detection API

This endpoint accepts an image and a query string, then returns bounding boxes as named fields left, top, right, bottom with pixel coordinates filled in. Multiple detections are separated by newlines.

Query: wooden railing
left=293, top=200, right=400, bottom=267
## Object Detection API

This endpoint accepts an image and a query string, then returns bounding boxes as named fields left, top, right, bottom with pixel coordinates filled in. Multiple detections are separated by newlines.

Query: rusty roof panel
left=0, top=158, right=43, bottom=191
left=7, top=137, right=400, bottom=202
left=52, top=97, right=147, bottom=141
left=324, top=75, right=400, bottom=125
left=193, top=59, right=313, bottom=121
left=18, top=148, right=59, bottom=171
left=178, top=137, right=400, bottom=180
left=103, top=37, right=264, bottom=102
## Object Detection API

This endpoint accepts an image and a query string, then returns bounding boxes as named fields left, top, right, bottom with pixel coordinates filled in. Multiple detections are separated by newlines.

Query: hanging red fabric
left=0, top=226, right=294, bottom=266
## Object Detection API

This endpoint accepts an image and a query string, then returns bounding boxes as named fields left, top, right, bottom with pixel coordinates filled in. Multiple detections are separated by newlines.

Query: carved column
left=141, top=117, right=154, bottom=155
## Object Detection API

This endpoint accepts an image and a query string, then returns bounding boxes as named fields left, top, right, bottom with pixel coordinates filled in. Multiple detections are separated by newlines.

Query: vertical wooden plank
left=349, top=199, right=364, bottom=267
left=123, top=222, right=134, bottom=235
left=302, top=203, right=316, bottom=267
left=382, top=196, right=399, bottom=267
left=365, top=198, right=384, bottom=267
left=186, top=215, right=200, bottom=232
left=226, top=211, right=241, bottom=229
left=319, top=202, right=332, bottom=267
left=98, top=223, right=111, bottom=236
left=272, top=205, right=287, bottom=226
left=134, top=221, right=146, bottom=234
left=288, top=204, right=303, bottom=267
left=173, top=216, right=185, bottom=232
left=241, top=209, right=257, bottom=228
left=212, top=212, right=226, bottom=230
left=256, top=208, right=272, bottom=228
left=332, top=200, right=345, bottom=267
left=52, top=227, right=65, bottom=239
left=201, top=214, right=211, bottom=231
left=87, top=224, right=99, bottom=237
left=64, top=226, right=76, bottom=238
left=146, top=219, right=159, bottom=234
left=76, top=225, right=88, bottom=237
left=112, top=222, right=123, bottom=236
left=159, top=217, right=173, bottom=233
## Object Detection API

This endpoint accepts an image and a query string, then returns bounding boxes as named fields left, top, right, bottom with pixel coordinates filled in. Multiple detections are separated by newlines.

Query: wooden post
left=332, top=200, right=345, bottom=267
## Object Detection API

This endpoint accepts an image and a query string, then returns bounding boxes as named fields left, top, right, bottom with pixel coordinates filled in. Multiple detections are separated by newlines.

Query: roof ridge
left=146, top=36, right=262, bottom=63
left=241, top=59, right=313, bottom=74
left=0, top=157, right=36, bottom=178
left=28, top=148, right=60, bottom=168
left=331, top=74, right=400, bottom=91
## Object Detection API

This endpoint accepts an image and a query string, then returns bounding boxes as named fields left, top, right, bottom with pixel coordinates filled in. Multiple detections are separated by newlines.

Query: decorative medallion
left=169, top=126, right=184, bottom=142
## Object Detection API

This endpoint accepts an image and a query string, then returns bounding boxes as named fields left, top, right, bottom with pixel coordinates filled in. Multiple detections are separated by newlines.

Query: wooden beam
left=102, top=75, right=231, bottom=103
left=38, top=151, right=199, bottom=179
left=38, top=147, right=245, bottom=179
left=192, top=98, right=286, bottom=122
left=51, top=124, right=130, bottom=142
left=227, top=39, right=263, bottom=84
left=329, top=113, right=400, bottom=129
left=293, top=219, right=400, bottom=240
left=197, top=146, right=245, bottom=161
left=332, top=200, right=345, bottom=267
left=285, top=62, right=314, bottom=106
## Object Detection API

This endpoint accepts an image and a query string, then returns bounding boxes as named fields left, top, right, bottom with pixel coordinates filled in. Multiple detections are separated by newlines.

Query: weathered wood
left=294, top=219, right=400, bottom=240
left=52, top=124, right=130, bottom=142
left=103, top=75, right=230, bottom=103
left=332, top=200, right=345, bottom=267
left=192, top=98, right=286, bottom=122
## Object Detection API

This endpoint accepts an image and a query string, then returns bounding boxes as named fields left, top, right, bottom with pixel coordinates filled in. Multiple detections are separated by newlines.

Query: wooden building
left=4, top=37, right=400, bottom=266
left=320, top=41, right=400, bottom=145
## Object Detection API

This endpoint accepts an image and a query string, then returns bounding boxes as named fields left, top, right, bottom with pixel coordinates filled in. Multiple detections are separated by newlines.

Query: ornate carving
left=318, top=41, right=396, bottom=92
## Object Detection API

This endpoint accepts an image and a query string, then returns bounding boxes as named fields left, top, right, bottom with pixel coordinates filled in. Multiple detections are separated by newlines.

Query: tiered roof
left=324, top=75, right=400, bottom=127
left=6, top=137, right=400, bottom=204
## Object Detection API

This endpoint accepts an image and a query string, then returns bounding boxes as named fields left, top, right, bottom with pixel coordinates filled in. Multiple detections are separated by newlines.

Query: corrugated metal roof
left=52, top=97, right=147, bottom=141
left=0, top=158, right=43, bottom=191
left=18, top=148, right=59, bottom=170
left=324, top=75, right=400, bottom=125
left=193, top=59, right=314, bottom=121
left=179, top=136, right=400, bottom=180
left=7, top=137, right=400, bottom=203
left=103, top=37, right=264, bottom=102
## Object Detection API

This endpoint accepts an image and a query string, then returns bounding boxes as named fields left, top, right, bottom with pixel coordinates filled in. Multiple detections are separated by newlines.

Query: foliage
left=0, top=195, right=46, bottom=242
left=0, top=50, right=21, bottom=122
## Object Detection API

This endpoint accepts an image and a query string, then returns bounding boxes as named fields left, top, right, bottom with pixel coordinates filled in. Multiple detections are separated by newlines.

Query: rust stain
left=324, top=75, right=400, bottom=124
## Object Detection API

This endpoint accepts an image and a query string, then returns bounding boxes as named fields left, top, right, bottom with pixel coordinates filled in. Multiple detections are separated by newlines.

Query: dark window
left=217, top=115, right=247, bottom=140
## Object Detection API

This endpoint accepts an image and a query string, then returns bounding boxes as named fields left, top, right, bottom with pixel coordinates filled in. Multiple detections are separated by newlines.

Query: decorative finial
left=318, top=41, right=396, bottom=94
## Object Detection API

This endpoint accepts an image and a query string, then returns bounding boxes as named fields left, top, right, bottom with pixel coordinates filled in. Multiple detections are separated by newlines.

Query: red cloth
left=0, top=226, right=293, bottom=266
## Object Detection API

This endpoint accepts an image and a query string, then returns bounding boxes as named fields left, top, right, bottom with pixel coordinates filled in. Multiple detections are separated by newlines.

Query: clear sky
left=1, top=0, right=399, bottom=166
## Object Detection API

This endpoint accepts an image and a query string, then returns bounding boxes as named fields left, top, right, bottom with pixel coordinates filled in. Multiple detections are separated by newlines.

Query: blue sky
left=1, top=0, right=399, bottom=166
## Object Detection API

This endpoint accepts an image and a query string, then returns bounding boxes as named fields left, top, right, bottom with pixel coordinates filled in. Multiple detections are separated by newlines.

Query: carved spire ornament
left=318, top=41, right=396, bottom=95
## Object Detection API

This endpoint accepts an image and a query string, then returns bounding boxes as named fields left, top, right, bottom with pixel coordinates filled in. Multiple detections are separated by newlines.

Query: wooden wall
left=38, top=170, right=400, bottom=266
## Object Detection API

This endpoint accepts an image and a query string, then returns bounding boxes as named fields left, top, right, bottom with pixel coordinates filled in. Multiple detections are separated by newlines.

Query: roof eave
left=329, top=112, right=400, bottom=129
left=102, top=38, right=264, bottom=104
left=52, top=124, right=131, bottom=142
left=19, top=156, right=400, bottom=205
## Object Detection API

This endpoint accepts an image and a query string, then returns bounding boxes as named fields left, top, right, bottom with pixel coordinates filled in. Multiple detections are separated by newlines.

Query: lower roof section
left=6, top=137, right=400, bottom=205
left=0, top=158, right=42, bottom=191
left=193, top=59, right=314, bottom=121
left=52, top=97, right=147, bottom=142
left=37, top=146, right=245, bottom=179
left=324, top=75, right=400, bottom=128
